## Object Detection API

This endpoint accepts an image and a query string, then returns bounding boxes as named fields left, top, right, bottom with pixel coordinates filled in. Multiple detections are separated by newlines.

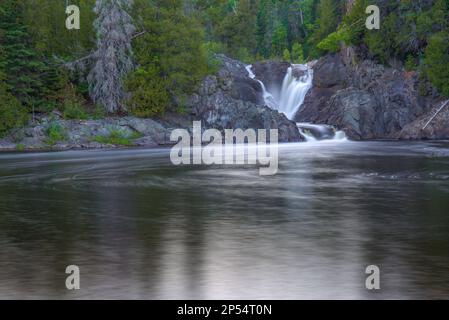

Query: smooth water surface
left=1, top=141, right=449, bottom=299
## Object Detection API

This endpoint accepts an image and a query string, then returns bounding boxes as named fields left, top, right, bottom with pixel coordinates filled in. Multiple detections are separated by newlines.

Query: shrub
left=0, top=81, right=28, bottom=138
left=91, top=104, right=107, bottom=120
left=93, top=129, right=142, bottom=146
left=125, top=66, right=169, bottom=118
left=45, top=122, right=67, bottom=146
left=63, top=101, right=89, bottom=120
left=405, top=55, right=418, bottom=72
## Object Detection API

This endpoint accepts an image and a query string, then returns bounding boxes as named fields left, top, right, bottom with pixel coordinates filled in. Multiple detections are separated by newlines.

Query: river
left=1, top=140, right=449, bottom=299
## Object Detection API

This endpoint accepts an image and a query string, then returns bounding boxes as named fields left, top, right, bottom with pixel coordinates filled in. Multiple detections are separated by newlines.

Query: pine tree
left=0, top=0, right=49, bottom=110
left=126, top=0, right=208, bottom=116
left=292, top=42, right=304, bottom=63
left=88, top=0, right=136, bottom=114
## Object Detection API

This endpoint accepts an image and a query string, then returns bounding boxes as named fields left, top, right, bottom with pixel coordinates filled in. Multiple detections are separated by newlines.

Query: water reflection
left=0, top=141, right=449, bottom=299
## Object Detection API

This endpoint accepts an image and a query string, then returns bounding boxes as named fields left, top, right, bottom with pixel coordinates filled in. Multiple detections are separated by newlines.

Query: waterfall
left=278, top=65, right=313, bottom=120
left=245, top=65, right=279, bottom=110
left=246, top=63, right=347, bottom=141
left=246, top=64, right=312, bottom=120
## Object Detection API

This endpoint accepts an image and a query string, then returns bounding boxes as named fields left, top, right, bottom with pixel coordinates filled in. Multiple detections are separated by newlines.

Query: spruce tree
left=88, top=0, right=136, bottom=114
left=126, top=0, right=208, bottom=116
left=0, top=0, right=49, bottom=111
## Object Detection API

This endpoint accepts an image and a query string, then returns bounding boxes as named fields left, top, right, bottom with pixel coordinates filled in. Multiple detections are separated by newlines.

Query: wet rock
left=189, top=55, right=302, bottom=143
left=296, top=47, right=441, bottom=140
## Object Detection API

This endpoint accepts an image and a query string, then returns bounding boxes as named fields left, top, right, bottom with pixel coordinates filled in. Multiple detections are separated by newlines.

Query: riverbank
left=1, top=52, right=448, bottom=152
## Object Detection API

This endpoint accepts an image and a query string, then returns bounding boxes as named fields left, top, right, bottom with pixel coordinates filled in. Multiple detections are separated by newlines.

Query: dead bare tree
left=87, top=0, right=136, bottom=114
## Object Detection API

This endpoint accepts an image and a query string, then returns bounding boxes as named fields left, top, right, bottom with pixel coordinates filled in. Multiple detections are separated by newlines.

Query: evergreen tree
left=0, top=0, right=50, bottom=111
left=291, top=42, right=304, bottom=63
left=424, top=32, right=449, bottom=96
left=126, top=0, right=209, bottom=116
left=88, top=0, right=136, bottom=114
left=216, top=0, right=258, bottom=60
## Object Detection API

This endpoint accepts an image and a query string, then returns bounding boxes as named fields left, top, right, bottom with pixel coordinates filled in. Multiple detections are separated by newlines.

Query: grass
left=45, top=122, right=67, bottom=146
left=93, top=129, right=142, bottom=146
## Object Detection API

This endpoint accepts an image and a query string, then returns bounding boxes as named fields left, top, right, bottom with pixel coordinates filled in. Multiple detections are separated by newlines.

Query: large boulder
left=320, top=88, right=382, bottom=140
left=398, top=100, right=449, bottom=140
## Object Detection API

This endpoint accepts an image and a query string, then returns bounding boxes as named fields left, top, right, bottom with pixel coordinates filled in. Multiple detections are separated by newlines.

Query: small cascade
left=297, top=123, right=347, bottom=142
left=246, top=65, right=278, bottom=110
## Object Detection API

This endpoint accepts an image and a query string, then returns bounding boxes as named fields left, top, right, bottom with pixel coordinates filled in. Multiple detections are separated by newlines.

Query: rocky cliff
left=188, top=54, right=301, bottom=143
left=295, top=47, right=447, bottom=140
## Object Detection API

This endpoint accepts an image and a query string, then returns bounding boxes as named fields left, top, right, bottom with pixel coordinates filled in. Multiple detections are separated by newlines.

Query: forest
left=1, top=0, right=448, bottom=137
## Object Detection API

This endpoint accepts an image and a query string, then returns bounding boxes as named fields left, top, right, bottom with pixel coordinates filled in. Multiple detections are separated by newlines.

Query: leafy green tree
left=424, top=32, right=449, bottom=96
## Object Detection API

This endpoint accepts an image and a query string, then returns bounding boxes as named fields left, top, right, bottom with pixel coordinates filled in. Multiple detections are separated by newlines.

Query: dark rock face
left=251, top=60, right=290, bottom=98
left=189, top=55, right=301, bottom=143
left=323, top=88, right=381, bottom=140
left=296, top=47, right=441, bottom=140
left=312, top=53, right=348, bottom=88
left=398, top=100, right=449, bottom=140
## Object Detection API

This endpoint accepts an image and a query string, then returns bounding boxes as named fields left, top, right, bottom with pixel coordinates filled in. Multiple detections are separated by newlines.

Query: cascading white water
left=245, top=65, right=278, bottom=110
left=246, top=64, right=347, bottom=142
left=278, top=65, right=313, bottom=120
left=246, top=64, right=312, bottom=119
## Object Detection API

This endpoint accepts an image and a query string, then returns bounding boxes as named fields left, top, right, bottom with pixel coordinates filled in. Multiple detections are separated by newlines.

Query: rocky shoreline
left=0, top=54, right=301, bottom=152
left=1, top=51, right=448, bottom=152
left=296, top=47, right=448, bottom=140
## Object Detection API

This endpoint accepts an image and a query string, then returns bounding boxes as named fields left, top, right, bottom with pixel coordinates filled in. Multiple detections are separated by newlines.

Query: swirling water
left=1, top=141, right=449, bottom=299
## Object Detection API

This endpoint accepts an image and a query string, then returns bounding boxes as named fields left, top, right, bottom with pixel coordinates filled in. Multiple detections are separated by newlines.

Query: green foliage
left=291, top=42, right=305, bottom=63
left=45, top=122, right=67, bottom=146
left=283, top=49, right=291, bottom=62
left=0, top=75, right=28, bottom=138
left=202, top=42, right=225, bottom=71
left=271, top=24, right=288, bottom=58
left=214, top=0, right=258, bottom=60
left=0, top=0, right=55, bottom=111
left=317, top=25, right=351, bottom=53
left=24, top=0, right=95, bottom=59
left=93, top=129, right=142, bottom=146
left=63, top=102, right=89, bottom=120
left=405, top=55, right=417, bottom=72
left=125, top=66, right=169, bottom=117
left=424, top=32, right=449, bottom=97
left=128, top=0, right=209, bottom=114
